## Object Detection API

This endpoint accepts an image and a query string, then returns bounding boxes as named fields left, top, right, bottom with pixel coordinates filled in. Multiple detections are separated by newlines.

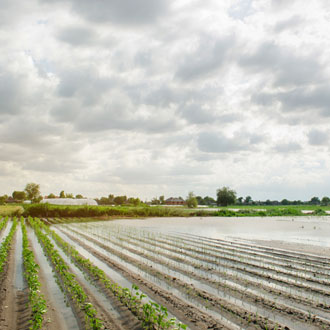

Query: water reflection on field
left=113, top=216, right=330, bottom=248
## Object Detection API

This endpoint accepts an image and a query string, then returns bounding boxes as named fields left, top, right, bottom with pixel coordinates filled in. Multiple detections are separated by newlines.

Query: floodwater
left=112, top=216, right=330, bottom=248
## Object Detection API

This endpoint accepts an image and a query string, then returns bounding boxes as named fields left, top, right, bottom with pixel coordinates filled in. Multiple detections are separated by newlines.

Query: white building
left=41, top=198, right=97, bottom=206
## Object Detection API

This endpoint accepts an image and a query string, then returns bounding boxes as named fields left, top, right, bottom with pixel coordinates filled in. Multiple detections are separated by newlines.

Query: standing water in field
left=111, top=216, right=330, bottom=250
left=14, top=225, right=26, bottom=290
left=27, top=227, right=80, bottom=330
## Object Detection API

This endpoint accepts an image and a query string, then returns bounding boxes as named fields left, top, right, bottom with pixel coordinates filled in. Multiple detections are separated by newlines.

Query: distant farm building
left=41, top=198, right=98, bottom=206
left=165, top=197, right=185, bottom=205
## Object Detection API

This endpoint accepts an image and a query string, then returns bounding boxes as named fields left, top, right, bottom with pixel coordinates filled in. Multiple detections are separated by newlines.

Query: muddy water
left=46, top=233, right=124, bottom=320
left=66, top=225, right=326, bottom=330
left=0, top=221, right=11, bottom=244
left=27, top=227, right=80, bottom=330
left=57, top=226, right=242, bottom=329
left=64, top=226, right=318, bottom=330
left=110, top=216, right=330, bottom=248
left=14, top=224, right=26, bottom=290
left=51, top=226, right=188, bottom=327
left=88, top=228, right=330, bottom=317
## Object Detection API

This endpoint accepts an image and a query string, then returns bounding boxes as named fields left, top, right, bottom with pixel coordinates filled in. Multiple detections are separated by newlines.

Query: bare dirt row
left=56, top=222, right=325, bottom=330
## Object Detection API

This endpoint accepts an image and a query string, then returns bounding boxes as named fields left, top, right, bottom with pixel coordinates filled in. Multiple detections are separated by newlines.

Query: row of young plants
left=57, top=225, right=229, bottom=330
left=90, top=226, right=330, bottom=328
left=195, top=234, right=330, bottom=268
left=113, top=228, right=330, bottom=296
left=0, top=216, right=9, bottom=234
left=0, top=217, right=17, bottom=273
left=68, top=223, right=330, bottom=326
left=37, top=218, right=187, bottom=330
left=171, top=232, right=330, bottom=277
left=132, top=231, right=330, bottom=310
left=28, top=217, right=103, bottom=329
left=62, top=225, right=283, bottom=330
left=21, top=218, right=48, bottom=330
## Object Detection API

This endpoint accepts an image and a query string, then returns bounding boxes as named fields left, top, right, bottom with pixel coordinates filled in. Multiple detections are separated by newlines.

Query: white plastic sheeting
left=41, top=198, right=97, bottom=206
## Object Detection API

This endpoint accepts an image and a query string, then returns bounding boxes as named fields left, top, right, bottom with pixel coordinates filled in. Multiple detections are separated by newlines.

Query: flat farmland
left=0, top=216, right=330, bottom=329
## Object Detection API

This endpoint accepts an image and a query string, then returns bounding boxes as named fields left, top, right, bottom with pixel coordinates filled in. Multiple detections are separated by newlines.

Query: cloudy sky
left=1, top=0, right=330, bottom=201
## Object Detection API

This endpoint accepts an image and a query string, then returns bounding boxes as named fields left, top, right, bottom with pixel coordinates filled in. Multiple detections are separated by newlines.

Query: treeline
left=21, top=203, right=329, bottom=218
left=22, top=203, right=206, bottom=218
left=95, top=194, right=142, bottom=206
left=195, top=196, right=216, bottom=205
left=235, top=196, right=330, bottom=206
left=1, top=182, right=330, bottom=208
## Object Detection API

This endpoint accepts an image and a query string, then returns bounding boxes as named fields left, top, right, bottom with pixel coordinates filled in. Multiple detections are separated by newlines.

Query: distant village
left=1, top=183, right=329, bottom=207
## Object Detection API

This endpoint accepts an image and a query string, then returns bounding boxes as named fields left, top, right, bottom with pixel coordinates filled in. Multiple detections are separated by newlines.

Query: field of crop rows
left=1, top=216, right=330, bottom=330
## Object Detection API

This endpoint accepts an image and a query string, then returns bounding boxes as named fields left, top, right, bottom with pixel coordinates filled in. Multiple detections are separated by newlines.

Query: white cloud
left=1, top=0, right=330, bottom=200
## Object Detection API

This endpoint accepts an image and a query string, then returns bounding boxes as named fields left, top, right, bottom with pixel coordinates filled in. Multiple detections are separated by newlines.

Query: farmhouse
left=165, top=197, right=185, bottom=205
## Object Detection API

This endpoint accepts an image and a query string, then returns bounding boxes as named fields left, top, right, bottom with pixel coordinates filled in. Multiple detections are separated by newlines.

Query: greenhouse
left=41, top=198, right=98, bottom=206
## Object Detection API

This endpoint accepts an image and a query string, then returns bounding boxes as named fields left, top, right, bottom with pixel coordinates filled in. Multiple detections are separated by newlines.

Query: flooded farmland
left=1, top=216, right=330, bottom=329
left=54, top=216, right=330, bottom=329
left=113, top=216, right=330, bottom=249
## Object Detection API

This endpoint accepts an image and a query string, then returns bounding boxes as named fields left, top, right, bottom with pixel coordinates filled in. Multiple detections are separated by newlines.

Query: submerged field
left=0, top=216, right=330, bottom=329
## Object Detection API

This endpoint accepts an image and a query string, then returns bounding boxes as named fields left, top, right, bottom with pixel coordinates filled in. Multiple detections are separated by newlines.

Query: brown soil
left=36, top=229, right=144, bottom=330
left=28, top=233, right=75, bottom=330
left=0, top=234, right=31, bottom=330
left=62, top=261, right=142, bottom=330
left=130, top=233, right=330, bottom=296
left=63, top=227, right=330, bottom=330
left=59, top=229, right=259, bottom=330
left=111, top=231, right=330, bottom=311
left=95, top=231, right=330, bottom=328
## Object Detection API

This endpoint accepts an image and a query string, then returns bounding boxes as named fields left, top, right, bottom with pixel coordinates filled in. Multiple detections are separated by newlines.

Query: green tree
left=128, top=197, right=141, bottom=206
left=159, top=195, right=165, bottom=205
left=310, top=196, right=320, bottom=205
left=24, top=183, right=41, bottom=203
left=151, top=197, right=160, bottom=205
left=236, top=197, right=243, bottom=205
left=47, top=193, right=56, bottom=199
left=98, top=197, right=109, bottom=205
left=65, top=193, right=74, bottom=198
left=216, top=187, right=236, bottom=206
left=203, top=196, right=216, bottom=205
left=108, top=194, right=114, bottom=204
left=12, top=191, right=26, bottom=201
left=244, top=196, right=252, bottom=205
left=59, top=190, right=65, bottom=198
left=321, top=196, right=330, bottom=206
left=186, top=191, right=198, bottom=208
left=0, top=195, right=8, bottom=205
left=196, top=196, right=204, bottom=205
left=114, top=195, right=127, bottom=205
left=75, top=194, right=84, bottom=199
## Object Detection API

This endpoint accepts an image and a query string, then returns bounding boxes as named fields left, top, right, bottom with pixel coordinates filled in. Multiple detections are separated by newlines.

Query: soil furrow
left=56, top=228, right=236, bottom=330
left=67, top=226, right=330, bottom=329
left=62, top=226, right=286, bottom=330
